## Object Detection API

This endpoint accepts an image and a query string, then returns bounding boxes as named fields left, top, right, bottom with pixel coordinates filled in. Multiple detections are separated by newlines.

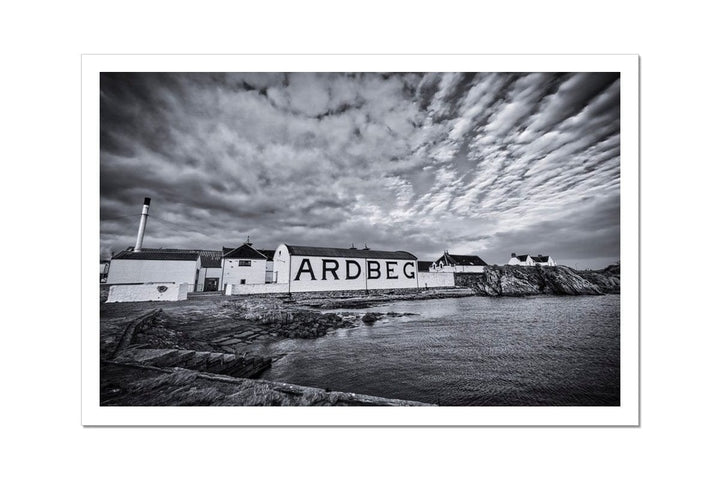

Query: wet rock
left=361, top=312, right=382, bottom=324
left=461, top=265, right=617, bottom=297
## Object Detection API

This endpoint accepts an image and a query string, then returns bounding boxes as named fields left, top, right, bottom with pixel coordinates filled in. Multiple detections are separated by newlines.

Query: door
left=204, top=277, right=219, bottom=292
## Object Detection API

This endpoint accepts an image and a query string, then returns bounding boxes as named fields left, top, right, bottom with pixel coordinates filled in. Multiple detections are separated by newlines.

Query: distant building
left=530, top=255, right=556, bottom=266
left=507, top=253, right=535, bottom=266
left=507, top=253, right=556, bottom=266
left=431, top=252, right=487, bottom=273
left=220, top=243, right=269, bottom=291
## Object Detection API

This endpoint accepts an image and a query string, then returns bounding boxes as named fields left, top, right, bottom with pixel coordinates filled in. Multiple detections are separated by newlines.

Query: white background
left=1, top=1, right=717, bottom=477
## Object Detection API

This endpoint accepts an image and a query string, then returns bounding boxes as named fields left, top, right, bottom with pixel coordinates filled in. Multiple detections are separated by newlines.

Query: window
left=237, top=260, right=251, bottom=267
left=240, top=279, right=246, bottom=284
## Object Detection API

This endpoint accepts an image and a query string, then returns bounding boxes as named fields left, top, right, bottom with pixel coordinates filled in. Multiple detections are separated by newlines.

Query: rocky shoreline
left=99, top=289, right=466, bottom=406
left=99, top=271, right=620, bottom=405
left=456, top=264, right=620, bottom=297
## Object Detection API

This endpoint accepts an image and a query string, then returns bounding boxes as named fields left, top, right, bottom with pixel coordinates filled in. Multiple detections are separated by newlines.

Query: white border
left=82, top=55, right=639, bottom=426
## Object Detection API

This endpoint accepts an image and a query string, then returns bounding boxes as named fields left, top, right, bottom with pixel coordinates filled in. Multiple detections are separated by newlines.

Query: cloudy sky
left=100, top=72, right=620, bottom=269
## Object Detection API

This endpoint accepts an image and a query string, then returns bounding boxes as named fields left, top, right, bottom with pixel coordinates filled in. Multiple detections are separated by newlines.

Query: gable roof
left=435, top=252, right=487, bottom=266
left=256, top=249, right=276, bottom=260
left=515, top=254, right=530, bottom=262
left=222, top=243, right=267, bottom=260
left=284, top=244, right=417, bottom=261
left=112, top=250, right=200, bottom=261
left=531, top=255, right=550, bottom=263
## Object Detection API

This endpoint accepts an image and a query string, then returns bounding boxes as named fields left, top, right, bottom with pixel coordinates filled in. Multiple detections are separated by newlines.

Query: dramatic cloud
left=100, top=72, right=621, bottom=269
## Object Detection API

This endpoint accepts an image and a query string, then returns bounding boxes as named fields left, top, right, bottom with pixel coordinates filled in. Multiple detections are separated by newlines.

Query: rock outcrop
left=457, top=264, right=620, bottom=297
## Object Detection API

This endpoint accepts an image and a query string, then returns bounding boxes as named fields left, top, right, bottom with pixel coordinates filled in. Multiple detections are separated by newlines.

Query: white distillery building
left=272, top=244, right=419, bottom=293
left=220, top=243, right=271, bottom=291
left=107, top=248, right=226, bottom=292
left=507, top=253, right=557, bottom=266
left=431, top=252, right=488, bottom=273
left=106, top=249, right=202, bottom=291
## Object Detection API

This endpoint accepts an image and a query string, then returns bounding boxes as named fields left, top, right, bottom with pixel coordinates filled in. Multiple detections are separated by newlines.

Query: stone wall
left=454, top=272, right=485, bottom=288
left=417, top=271, right=456, bottom=288
left=107, top=283, right=189, bottom=303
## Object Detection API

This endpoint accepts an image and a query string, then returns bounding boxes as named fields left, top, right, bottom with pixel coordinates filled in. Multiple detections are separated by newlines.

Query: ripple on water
left=260, top=295, right=620, bottom=406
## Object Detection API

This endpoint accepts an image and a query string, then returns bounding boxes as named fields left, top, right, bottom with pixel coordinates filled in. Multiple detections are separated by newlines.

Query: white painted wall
left=508, top=256, right=536, bottom=266
left=265, top=260, right=274, bottom=283
left=431, top=265, right=484, bottom=273
left=418, top=272, right=456, bottom=288
left=106, top=258, right=200, bottom=292
left=221, top=258, right=266, bottom=288
left=107, top=282, right=189, bottom=302
left=273, top=245, right=419, bottom=293
left=535, top=256, right=557, bottom=266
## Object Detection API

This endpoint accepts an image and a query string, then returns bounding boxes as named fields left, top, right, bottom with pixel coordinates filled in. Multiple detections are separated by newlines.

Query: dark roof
left=112, top=250, right=200, bottom=261
left=417, top=261, right=433, bottom=272
left=434, top=252, right=487, bottom=266
left=531, top=255, right=550, bottom=262
left=222, top=243, right=267, bottom=260
left=285, top=245, right=417, bottom=260
left=256, top=249, right=276, bottom=260
left=128, top=248, right=222, bottom=267
left=514, top=254, right=529, bottom=261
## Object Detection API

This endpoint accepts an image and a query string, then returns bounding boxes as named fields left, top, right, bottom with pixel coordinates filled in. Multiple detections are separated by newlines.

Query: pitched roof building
left=431, top=251, right=487, bottom=273
left=507, top=253, right=556, bottom=266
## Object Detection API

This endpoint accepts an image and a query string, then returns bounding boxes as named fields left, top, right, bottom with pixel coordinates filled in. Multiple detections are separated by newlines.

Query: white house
left=220, top=243, right=268, bottom=290
left=530, top=254, right=556, bottom=266
left=507, top=253, right=535, bottom=266
left=272, top=244, right=419, bottom=293
left=507, top=253, right=556, bottom=266
left=106, top=249, right=201, bottom=291
left=431, top=252, right=487, bottom=273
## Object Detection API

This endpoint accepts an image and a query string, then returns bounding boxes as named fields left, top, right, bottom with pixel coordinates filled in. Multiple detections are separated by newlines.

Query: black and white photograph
left=96, top=68, right=629, bottom=412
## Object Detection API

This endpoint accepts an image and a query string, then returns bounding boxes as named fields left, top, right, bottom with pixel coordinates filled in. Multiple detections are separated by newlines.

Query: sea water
left=258, top=295, right=620, bottom=406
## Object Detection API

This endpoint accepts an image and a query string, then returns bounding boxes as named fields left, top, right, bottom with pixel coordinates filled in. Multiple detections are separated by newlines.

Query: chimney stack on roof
left=511, top=252, right=516, bottom=257
left=133, top=197, right=151, bottom=252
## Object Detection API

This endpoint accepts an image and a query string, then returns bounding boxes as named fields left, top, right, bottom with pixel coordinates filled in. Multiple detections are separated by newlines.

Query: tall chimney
left=133, top=197, right=151, bottom=252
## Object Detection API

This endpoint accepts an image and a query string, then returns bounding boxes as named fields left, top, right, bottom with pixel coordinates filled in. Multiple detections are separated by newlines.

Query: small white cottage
left=530, top=254, right=556, bottom=266
left=507, top=253, right=556, bottom=266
